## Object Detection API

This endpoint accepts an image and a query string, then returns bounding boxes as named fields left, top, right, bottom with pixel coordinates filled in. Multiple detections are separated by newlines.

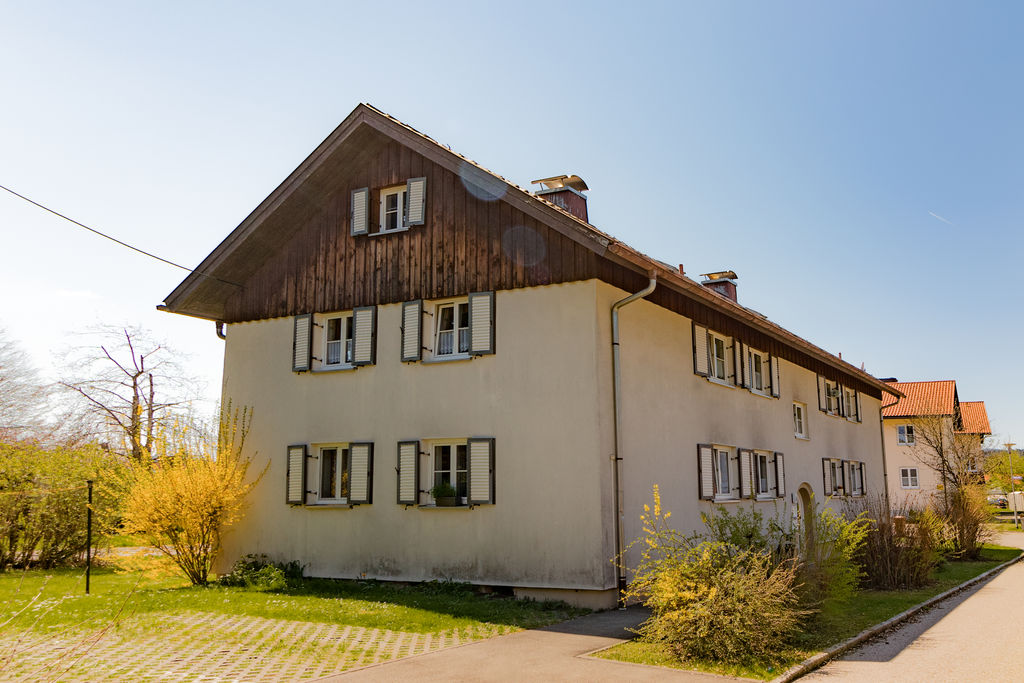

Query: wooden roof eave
left=604, top=241, right=901, bottom=399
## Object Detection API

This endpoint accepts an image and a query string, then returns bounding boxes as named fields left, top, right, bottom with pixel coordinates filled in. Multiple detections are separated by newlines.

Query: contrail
left=928, top=211, right=954, bottom=225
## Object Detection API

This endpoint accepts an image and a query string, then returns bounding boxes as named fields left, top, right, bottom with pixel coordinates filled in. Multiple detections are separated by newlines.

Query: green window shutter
left=468, top=292, right=495, bottom=355
left=770, top=355, right=780, bottom=398
left=406, top=177, right=427, bottom=226
left=348, top=442, right=373, bottom=504
left=352, top=306, right=377, bottom=365
left=292, top=314, right=313, bottom=372
left=286, top=444, right=307, bottom=505
left=397, top=440, right=420, bottom=505
left=692, top=323, right=710, bottom=376
left=697, top=443, right=715, bottom=500
left=467, top=438, right=495, bottom=505
left=401, top=300, right=423, bottom=362
left=774, top=452, right=786, bottom=498
left=351, top=187, right=370, bottom=236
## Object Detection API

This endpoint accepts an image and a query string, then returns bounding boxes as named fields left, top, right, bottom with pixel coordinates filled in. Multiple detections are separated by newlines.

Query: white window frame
left=425, top=438, right=469, bottom=506
left=844, top=387, right=858, bottom=422
left=748, top=347, right=769, bottom=395
left=713, top=445, right=738, bottom=501
left=315, top=443, right=350, bottom=504
left=378, top=185, right=408, bottom=233
left=823, top=379, right=841, bottom=415
left=849, top=461, right=865, bottom=496
left=432, top=299, right=471, bottom=360
left=754, top=450, right=775, bottom=499
left=898, top=424, right=915, bottom=445
left=323, top=314, right=354, bottom=368
left=829, top=458, right=843, bottom=496
left=793, top=402, right=808, bottom=439
left=900, top=467, right=920, bottom=489
left=708, top=332, right=730, bottom=384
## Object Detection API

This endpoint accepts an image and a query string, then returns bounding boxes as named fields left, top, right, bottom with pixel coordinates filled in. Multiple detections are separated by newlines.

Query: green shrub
left=623, top=487, right=805, bottom=665
left=798, top=499, right=870, bottom=611
left=701, top=504, right=794, bottom=563
left=219, top=554, right=296, bottom=591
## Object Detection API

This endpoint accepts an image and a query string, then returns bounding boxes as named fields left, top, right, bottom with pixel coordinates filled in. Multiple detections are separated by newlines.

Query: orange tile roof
left=958, top=401, right=991, bottom=435
left=882, top=380, right=956, bottom=418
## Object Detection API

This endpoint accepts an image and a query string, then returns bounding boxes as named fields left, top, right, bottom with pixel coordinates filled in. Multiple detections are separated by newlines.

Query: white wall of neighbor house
left=593, top=281, right=886, bottom=570
left=882, top=419, right=947, bottom=509
left=219, top=281, right=617, bottom=597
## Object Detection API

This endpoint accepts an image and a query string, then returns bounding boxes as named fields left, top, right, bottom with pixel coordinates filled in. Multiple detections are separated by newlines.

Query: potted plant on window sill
left=430, top=482, right=459, bottom=507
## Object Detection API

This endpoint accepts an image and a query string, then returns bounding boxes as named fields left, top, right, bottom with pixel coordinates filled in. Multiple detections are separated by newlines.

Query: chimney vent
left=532, top=174, right=589, bottom=222
left=700, top=271, right=739, bottom=303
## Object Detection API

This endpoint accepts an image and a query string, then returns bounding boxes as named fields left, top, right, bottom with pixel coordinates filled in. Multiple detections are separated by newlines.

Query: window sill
left=748, top=389, right=773, bottom=399
left=306, top=503, right=353, bottom=509
left=422, top=354, right=473, bottom=365
left=368, top=226, right=412, bottom=236
left=314, top=366, right=357, bottom=374
left=712, top=497, right=741, bottom=504
left=900, top=487, right=921, bottom=490
left=755, top=495, right=778, bottom=502
left=794, top=434, right=810, bottom=441
left=897, top=443, right=915, bottom=447
left=417, top=504, right=470, bottom=509
left=706, top=377, right=734, bottom=389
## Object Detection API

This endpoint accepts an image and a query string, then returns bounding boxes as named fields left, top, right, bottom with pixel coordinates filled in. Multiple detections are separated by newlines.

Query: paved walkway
left=316, top=607, right=744, bottom=682
left=803, top=531, right=1024, bottom=683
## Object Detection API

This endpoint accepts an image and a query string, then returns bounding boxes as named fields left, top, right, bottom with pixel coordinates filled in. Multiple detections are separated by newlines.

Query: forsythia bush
left=121, top=406, right=263, bottom=585
left=622, top=487, right=805, bottom=664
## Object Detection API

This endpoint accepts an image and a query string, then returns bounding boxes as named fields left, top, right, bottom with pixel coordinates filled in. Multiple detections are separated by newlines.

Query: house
left=160, top=104, right=898, bottom=608
left=882, top=380, right=990, bottom=508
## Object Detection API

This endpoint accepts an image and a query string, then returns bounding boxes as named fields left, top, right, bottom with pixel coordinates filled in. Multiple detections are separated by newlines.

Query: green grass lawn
left=0, top=553, right=587, bottom=636
left=595, top=545, right=1021, bottom=680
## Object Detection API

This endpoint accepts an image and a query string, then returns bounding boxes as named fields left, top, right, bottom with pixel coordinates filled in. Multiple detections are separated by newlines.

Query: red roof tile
left=958, top=401, right=991, bottom=435
left=882, top=380, right=956, bottom=418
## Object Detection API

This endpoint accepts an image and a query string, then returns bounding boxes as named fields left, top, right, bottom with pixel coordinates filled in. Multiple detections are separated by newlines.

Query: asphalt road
left=803, top=532, right=1024, bottom=682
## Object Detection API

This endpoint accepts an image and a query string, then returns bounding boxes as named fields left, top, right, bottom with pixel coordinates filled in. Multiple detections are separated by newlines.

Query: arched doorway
left=797, top=484, right=814, bottom=551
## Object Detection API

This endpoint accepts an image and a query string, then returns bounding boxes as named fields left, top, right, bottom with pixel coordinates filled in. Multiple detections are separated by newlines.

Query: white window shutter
left=774, top=452, right=786, bottom=498
left=468, top=291, right=495, bottom=355
left=351, top=306, right=376, bottom=365
left=350, top=187, right=369, bottom=236
left=292, top=314, right=313, bottom=372
left=406, top=177, right=427, bottom=226
left=286, top=444, right=307, bottom=505
left=817, top=375, right=827, bottom=412
left=693, top=323, right=709, bottom=376
left=822, top=458, right=833, bottom=496
left=739, top=449, right=753, bottom=498
left=401, top=300, right=423, bottom=362
left=397, top=441, right=419, bottom=505
left=467, top=438, right=495, bottom=505
left=728, top=338, right=738, bottom=385
left=855, top=392, right=862, bottom=422
left=697, top=443, right=715, bottom=500
left=770, top=355, right=780, bottom=398
left=737, top=341, right=749, bottom=388
left=348, top=442, right=373, bottom=504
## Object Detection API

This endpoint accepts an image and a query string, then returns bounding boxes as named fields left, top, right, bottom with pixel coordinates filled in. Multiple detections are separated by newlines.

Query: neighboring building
left=161, top=104, right=898, bottom=608
left=882, top=380, right=989, bottom=508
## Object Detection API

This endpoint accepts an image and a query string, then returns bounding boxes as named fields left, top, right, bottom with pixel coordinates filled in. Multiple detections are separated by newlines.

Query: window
left=848, top=461, right=865, bottom=496
left=709, top=332, right=730, bottom=382
left=900, top=467, right=919, bottom=489
left=435, top=301, right=471, bottom=357
left=714, top=446, right=737, bottom=500
left=823, top=457, right=844, bottom=496
left=898, top=425, right=915, bottom=445
left=754, top=451, right=774, bottom=498
left=432, top=442, right=468, bottom=504
left=324, top=315, right=354, bottom=367
left=748, top=348, right=768, bottom=393
left=844, top=387, right=859, bottom=421
left=793, top=402, right=808, bottom=438
left=379, top=186, right=408, bottom=232
left=318, top=446, right=350, bottom=502
left=824, top=379, right=841, bottom=415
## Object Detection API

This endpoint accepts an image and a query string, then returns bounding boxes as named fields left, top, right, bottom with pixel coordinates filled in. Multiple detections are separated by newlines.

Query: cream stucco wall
left=220, top=281, right=616, bottom=593
left=882, top=418, right=948, bottom=509
left=594, top=281, right=887, bottom=571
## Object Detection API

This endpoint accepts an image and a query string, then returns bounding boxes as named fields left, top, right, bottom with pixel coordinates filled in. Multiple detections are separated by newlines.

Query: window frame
left=900, top=467, right=920, bottom=489
left=713, top=445, right=738, bottom=501
left=844, top=387, right=859, bottom=422
left=754, top=450, right=775, bottom=499
left=426, top=438, right=469, bottom=506
left=748, top=347, right=769, bottom=395
left=315, top=443, right=351, bottom=505
left=793, top=402, right=809, bottom=439
left=378, top=185, right=409, bottom=233
left=708, top=331, right=731, bottom=384
left=323, top=313, right=355, bottom=369
left=432, top=299, right=472, bottom=360
left=849, top=460, right=865, bottom=496
left=898, top=424, right=916, bottom=445
left=823, top=379, right=841, bottom=415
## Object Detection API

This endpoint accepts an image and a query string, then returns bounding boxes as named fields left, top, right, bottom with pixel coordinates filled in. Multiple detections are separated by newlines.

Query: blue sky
left=1, top=1, right=1021, bottom=444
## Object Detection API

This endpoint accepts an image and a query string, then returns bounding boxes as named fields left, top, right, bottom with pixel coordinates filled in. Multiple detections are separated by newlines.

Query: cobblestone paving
left=0, top=611, right=513, bottom=681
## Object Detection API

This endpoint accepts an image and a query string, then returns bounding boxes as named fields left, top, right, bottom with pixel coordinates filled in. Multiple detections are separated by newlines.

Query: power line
left=0, top=183, right=241, bottom=288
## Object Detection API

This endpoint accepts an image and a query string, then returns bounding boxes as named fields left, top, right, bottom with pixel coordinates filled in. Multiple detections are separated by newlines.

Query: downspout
left=611, top=272, right=657, bottom=607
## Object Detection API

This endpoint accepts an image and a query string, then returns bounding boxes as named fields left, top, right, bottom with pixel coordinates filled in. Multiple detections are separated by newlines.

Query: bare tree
left=59, top=326, right=198, bottom=461
left=0, top=328, right=49, bottom=442
left=908, top=414, right=985, bottom=505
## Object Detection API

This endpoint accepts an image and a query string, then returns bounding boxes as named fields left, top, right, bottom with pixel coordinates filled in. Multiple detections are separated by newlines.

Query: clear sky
left=1, top=1, right=1021, bottom=445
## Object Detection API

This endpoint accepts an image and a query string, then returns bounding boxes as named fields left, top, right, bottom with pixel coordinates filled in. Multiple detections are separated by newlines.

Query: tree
left=120, top=405, right=263, bottom=585
left=907, top=414, right=986, bottom=502
left=60, top=326, right=197, bottom=462
left=0, top=327, right=49, bottom=442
